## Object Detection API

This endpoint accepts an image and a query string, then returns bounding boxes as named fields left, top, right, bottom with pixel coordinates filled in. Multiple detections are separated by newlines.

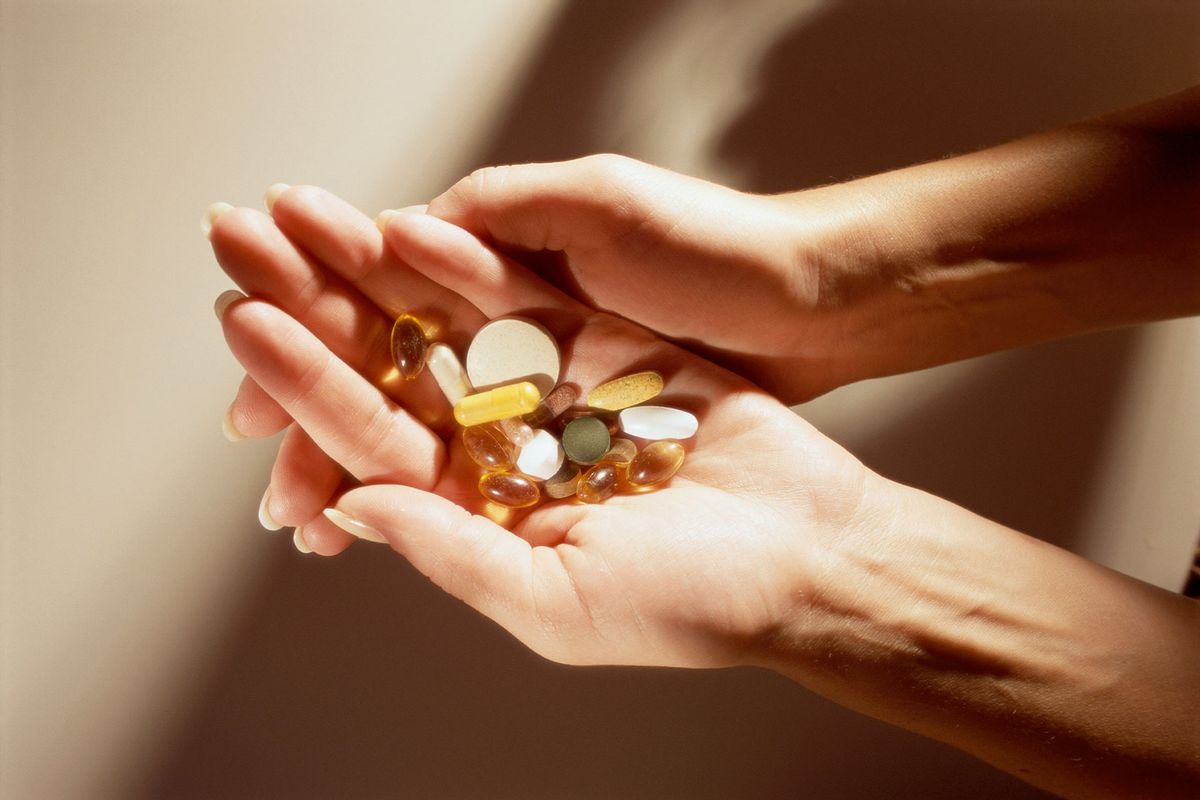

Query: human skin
left=207, top=87, right=1200, bottom=797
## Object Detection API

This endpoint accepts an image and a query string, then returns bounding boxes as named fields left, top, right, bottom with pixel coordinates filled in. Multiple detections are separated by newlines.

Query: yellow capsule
left=478, top=472, right=539, bottom=508
left=390, top=314, right=427, bottom=380
left=453, top=382, right=541, bottom=427
left=577, top=463, right=618, bottom=504
left=461, top=424, right=514, bottom=470
left=627, top=440, right=685, bottom=487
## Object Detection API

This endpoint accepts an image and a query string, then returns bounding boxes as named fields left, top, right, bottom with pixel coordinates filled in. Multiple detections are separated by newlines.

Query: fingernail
left=214, top=289, right=245, bottom=321
left=323, top=508, right=387, bottom=543
left=264, top=183, right=290, bottom=213
left=259, top=487, right=283, bottom=531
left=293, top=527, right=313, bottom=554
left=222, top=403, right=245, bottom=441
left=201, top=202, right=234, bottom=239
left=375, top=209, right=402, bottom=232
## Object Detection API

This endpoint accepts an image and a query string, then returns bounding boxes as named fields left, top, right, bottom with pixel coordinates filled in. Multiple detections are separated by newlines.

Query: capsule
left=577, top=463, right=619, bottom=504
left=497, top=417, right=535, bottom=446
left=544, top=462, right=581, bottom=499
left=523, top=383, right=579, bottom=429
left=462, top=424, right=514, bottom=470
left=601, top=437, right=637, bottom=466
left=453, top=382, right=541, bottom=427
left=426, top=342, right=472, bottom=404
left=390, top=314, right=427, bottom=380
left=627, top=440, right=685, bottom=486
left=478, top=472, right=539, bottom=508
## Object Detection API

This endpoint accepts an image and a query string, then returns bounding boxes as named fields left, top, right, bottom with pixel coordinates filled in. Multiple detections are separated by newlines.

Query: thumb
left=322, top=484, right=536, bottom=626
left=426, top=154, right=654, bottom=253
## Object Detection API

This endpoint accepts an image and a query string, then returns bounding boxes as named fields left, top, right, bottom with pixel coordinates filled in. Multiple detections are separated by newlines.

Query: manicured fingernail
left=322, top=508, right=387, bottom=543
left=375, top=209, right=402, bottom=232
left=222, top=403, right=245, bottom=441
left=259, top=487, right=283, bottom=531
left=293, top=527, right=313, bottom=554
left=214, top=289, right=245, bottom=321
left=201, top=202, right=234, bottom=239
left=264, top=183, right=290, bottom=213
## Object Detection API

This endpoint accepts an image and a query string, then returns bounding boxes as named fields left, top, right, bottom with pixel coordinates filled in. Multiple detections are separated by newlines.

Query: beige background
left=2, top=1, right=1197, bottom=797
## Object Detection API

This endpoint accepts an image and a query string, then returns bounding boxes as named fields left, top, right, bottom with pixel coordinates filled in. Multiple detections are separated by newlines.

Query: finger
left=325, top=484, right=545, bottom=631
left=268, top=185, right=485, bottom=349
left=222, top=298, right=443, bottom=487
left=377, top=210, right=586, bottom=324
left=296, top=510, right=356, bottom=557
left=210, top=205, right=397, bottom=382
left=425, top=155, right=651, bottom=252
left=268, top=424, right=346, bottom=528
left=226, top=374, right=293, bottom=439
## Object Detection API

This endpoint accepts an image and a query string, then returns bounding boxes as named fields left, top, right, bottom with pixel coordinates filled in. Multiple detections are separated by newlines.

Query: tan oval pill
left=586, top=371, right=664, bottom=411
left=466, top=317, right=560, bottom=397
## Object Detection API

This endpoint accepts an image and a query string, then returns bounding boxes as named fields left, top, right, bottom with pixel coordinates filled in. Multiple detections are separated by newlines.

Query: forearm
left=758, top=475, right=1200, bottom=798
left=788, top=87, right=1200, bottom=386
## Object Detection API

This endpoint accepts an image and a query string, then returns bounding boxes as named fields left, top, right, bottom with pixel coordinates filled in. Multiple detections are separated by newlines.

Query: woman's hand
left=210, top=189, right=874, bottom=667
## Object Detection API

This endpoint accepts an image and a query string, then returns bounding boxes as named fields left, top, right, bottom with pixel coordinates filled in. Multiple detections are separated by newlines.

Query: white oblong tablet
left=466, top=317, right=560, bottom=397
left=618, top=406, right=698, bottom=440
left=515, top=429, right=565, bottom=481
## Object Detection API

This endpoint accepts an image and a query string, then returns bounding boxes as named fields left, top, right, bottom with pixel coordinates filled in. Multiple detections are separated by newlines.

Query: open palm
left=212, top=187, right=871, bottom=669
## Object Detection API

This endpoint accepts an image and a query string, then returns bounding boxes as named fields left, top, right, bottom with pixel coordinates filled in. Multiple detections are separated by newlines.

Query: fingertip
left=222, top=402, right=246, bottom=441
left=264, top=183, right=291, bottom=213
left=202, top=202, right=234, bottom=239
left=214, top=288, right=246, bottom=321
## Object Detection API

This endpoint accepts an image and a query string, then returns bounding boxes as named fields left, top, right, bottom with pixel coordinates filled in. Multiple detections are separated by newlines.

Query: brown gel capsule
left=602, top=438, right=637, bottom=466
left=462, top=424, right=514, bottom=470
left=627, top=440, right=685, bottom=487
left=544, top=462, right=581, bottom=499
left=577, top=463, right=618, bottom=504
left=390, top=314, right=427, bottom=380
left=478, top=472, right=539, bottom=508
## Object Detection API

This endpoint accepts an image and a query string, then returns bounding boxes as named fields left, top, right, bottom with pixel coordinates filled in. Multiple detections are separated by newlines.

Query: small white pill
left=516, top=429, right=565, bottom=481
left=466, top=317, right=560, bottom=397
left=426, top=343, right=473, bottom=405
left=618, top=406, right=698, bottom=440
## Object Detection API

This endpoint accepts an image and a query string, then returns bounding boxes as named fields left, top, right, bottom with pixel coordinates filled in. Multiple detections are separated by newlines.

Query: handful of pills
left=391, top=314, right=696, bottom=508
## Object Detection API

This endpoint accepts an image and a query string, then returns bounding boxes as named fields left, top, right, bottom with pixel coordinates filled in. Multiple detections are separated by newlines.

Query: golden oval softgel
left=390, top=314, right=427, bottom=380
left=478, top=471, right=540, bottom=508
left=627, top=440, right=685, bottom=486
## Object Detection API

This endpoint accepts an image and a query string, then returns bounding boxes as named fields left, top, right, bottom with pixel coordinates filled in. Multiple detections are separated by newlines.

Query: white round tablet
left=466, top=317, right=560, bottom=396
left=515, top=429, right=565, bottom=481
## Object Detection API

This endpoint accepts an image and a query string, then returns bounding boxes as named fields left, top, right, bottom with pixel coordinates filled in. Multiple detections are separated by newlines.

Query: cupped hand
left=424, top=154, right=875, bottom=403
left=212, top=187, right=876, bottom=668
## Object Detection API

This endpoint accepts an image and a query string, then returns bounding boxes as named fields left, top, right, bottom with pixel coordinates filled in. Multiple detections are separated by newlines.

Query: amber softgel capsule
left=390, top=314, right=427, bottom=380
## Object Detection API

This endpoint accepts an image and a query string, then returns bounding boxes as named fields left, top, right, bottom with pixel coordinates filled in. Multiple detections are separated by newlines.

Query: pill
left=453, top=382, right=541, bottom=427
left=497, top=417, right=535, bottom=446
left=462, top=424, right=514, bottom=470
left=478, top=472, right=539, bottom=508
left=586, top=371, right=664, bottom=411
left=601, top=437, right=637, bottom=466
left=561, top=416, right=612, bottom=465
left=516, top=429, right=565, bottom=480
left=544, top=462, right=581, bottom=499
left=618, top=406, right=698, bottom=440
left=466, top=317, right=560, bottom=396
left=390, top=314, right=427, bottom=380
left=426, top=342, right=473, bottom=404
left=557, top=408, right=619, bottom=436
left=627, top=440, right=685, bottom=486
left=523, top=383, right=579, bottom=429
left=577, top=463, right=618, bottom=504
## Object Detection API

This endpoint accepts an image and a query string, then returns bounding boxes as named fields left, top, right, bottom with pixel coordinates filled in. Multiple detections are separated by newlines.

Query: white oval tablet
left=618, top=406, right=698, bottom=440
left=466, top=317, right=560, bottom=397
left=515, top=429, right=565, bottom=481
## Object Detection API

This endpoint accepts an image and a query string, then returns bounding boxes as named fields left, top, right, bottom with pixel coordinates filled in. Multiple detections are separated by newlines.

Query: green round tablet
left=561, top=416, right=612, bottom=465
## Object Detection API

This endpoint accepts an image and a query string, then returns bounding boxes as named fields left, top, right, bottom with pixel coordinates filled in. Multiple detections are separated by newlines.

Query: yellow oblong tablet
left=453, top=381, right=541, bottom=427
left=586, top=371, right=664, bottom=411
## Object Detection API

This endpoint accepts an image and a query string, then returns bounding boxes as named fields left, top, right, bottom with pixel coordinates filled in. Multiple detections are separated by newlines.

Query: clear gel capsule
left=627, top=440, right=685, bottom=486
left=453, top=382, right=541, bottom=427
left=462, top=424, right=514, bottom=471
left=478, top=471, right=539, bottom=508
left=390, top=314, right=427, bottom=380
left=577, top=463, right=618, bottom=504
left=498, top=417, right=535, bottom=446
left=426, top=342, right=473, bottom=404
left=523, top=383, right=579, bottom=429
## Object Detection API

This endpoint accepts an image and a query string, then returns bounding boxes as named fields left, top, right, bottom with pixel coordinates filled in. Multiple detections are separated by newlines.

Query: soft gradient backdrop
left=2, top=1, right=1197, bottom=797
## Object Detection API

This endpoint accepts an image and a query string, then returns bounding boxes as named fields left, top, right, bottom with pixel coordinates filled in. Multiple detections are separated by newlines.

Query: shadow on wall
left=140, top=2, right=1196, bottom=797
